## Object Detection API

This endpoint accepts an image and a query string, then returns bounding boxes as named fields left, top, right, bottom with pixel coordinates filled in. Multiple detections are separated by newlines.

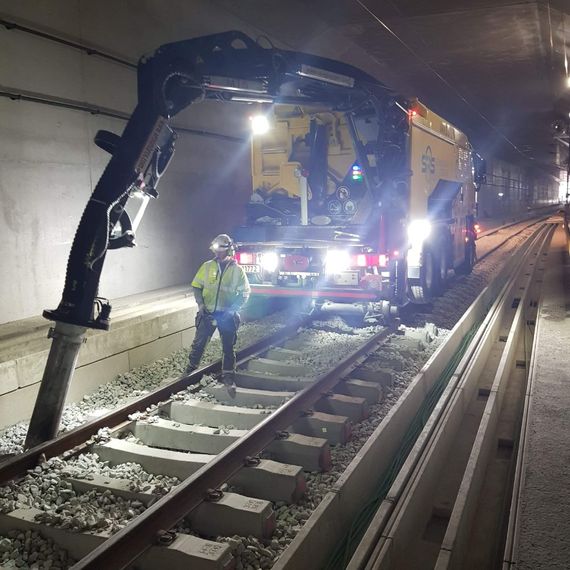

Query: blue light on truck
left=351, top=165, right=363, bottom=181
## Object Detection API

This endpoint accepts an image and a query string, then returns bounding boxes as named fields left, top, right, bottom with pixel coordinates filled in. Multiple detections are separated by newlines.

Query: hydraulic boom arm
left=25, top=31, right=385, bottom=448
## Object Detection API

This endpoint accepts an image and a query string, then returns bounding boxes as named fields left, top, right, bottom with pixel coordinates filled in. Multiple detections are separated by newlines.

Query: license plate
left=332, top=271, right=359, bottom=286
left=241, top=264, right=261, bottom=273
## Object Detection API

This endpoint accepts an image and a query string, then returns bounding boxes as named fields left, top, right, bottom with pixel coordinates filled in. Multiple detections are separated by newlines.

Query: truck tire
left=439, top=247, right=449, bottom=289
left=456, top=242, right=476, bottom=275
left=409, top=247, right=440, bottom=303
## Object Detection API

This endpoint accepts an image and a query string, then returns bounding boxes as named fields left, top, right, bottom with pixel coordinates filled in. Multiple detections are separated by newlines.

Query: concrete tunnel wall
left=0, top=3, right=563, bottom=425
left=477, top=157, right=561, bottom=221
left=0, top=1, right=255, bottom=325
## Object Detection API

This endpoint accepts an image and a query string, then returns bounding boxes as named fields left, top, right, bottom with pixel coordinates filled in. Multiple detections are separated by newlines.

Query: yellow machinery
left=251, top=107, right=355, bottom=202
left=235, top=98, right=479, bottom=309
left=32, top=30, right=482, bottom=448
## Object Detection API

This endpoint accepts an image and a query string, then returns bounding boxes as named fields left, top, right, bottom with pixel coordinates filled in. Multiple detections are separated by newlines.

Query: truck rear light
left=351, top=254, right=388, bottom=268
left=236, top=252, right=254, bottom=264
left=355, top=254, right=367, bottom=267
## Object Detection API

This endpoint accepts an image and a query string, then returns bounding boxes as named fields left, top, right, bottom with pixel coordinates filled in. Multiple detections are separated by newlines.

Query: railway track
left=345, top=222, right=555, bottom=569
left=1, top=312, right=432, bottom=569
left=0, top=216, right=556, bottom=570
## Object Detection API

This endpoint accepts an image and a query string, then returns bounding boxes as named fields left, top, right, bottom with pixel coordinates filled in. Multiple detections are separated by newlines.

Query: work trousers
left=188, top=310, right=239, bottom=372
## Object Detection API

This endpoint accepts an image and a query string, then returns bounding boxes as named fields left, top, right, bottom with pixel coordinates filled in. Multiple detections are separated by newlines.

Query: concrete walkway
left=0, top=285, right=196, bottom=427
left=514, top=226, right=570, bottom=569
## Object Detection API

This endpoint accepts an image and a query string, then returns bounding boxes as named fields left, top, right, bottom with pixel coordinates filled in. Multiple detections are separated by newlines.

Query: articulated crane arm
left=25, top=31, right=386, bottom=448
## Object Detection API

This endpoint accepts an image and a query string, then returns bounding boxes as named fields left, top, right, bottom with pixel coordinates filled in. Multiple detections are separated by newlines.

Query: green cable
left=324, top=320, right=481, bottom=570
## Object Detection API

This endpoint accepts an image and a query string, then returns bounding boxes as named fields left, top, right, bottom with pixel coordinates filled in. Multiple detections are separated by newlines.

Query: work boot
left=185, top=363, right=197, bottom=376
left=221, top=371, right=237, bottom=398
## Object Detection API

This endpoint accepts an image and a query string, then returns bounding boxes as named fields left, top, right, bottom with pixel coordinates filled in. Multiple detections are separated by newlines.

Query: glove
left=195, top=306, right=211, bottom=327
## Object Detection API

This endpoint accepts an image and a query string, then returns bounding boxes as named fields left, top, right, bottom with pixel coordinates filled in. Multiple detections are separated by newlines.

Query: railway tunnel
left=0, top=1, right=569, bottom=569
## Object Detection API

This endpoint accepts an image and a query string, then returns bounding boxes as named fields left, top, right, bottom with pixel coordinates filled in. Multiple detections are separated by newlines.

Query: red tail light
left=354, top=254, right=367, bottom=267
left=236, top=252, right=254, bottom=264
left=351, top=254, right=389, bottom=268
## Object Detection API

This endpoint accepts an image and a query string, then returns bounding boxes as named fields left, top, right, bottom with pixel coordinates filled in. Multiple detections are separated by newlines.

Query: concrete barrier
left=0, top=287, right=198, bottom=428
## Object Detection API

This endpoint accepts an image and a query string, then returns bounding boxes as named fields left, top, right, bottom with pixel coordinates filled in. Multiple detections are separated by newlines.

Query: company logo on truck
left=421, top=146, right=435, bottom=174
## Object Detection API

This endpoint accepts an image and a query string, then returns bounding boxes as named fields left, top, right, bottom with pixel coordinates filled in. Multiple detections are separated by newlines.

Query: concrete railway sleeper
left=0, top=310, right=417, bottom=569
left=0, top=217, right=553, bottom=570
left=344, top=222, right=554, bottom=570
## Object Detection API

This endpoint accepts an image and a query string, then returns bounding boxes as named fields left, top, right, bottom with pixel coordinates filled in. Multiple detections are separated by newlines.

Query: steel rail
left=348, top=224, right=553, bottom=570
left=71, top=326, right=391, bottom=570
left=501, top=227, right=557, bottom=567
left=0, top=316, right=310, bottom=483
left=427, top=225, right=554, bottom=570
left=476, top=207, right=557, bottom=239
left=476, top=213, right=555, bottom=263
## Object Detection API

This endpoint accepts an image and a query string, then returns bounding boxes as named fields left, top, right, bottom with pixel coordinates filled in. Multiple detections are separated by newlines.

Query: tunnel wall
left=477, top=158, right=560, bottom=220
left=0, top=2, right=254, bottom=325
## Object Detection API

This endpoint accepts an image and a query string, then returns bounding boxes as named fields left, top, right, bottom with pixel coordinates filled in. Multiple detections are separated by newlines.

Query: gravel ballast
left=0, top=312, right=289, bottom=456
left=0, top=224, right=540, bottom=569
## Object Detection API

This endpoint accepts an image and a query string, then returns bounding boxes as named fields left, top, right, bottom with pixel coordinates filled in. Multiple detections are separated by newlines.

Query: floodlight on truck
left=250, top=114, right=270, bottom=135
left=407, top=219, right=432, bottom=246
left=325, top=250, right=351, bottom=274
left=260, top=251, right=279, bottom=272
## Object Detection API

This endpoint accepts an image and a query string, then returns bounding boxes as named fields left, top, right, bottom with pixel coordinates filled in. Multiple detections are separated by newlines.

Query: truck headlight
left=250, top=114, right=270, bottom=135
left=260, top=251, right=278, bottom=272
left=325, top=250, right=350, bottom=274
left=407, top=219, right=432, bottom=248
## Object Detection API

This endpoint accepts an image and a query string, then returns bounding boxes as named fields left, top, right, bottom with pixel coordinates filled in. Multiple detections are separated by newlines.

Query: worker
left=186, top=234, right=251, bottom=395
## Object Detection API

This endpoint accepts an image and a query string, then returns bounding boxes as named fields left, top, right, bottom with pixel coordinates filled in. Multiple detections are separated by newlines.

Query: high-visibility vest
left=191, top=258, right=251, bottom=312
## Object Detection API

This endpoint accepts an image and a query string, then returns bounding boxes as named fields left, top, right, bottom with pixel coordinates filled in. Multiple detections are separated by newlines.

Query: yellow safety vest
left=191, top=259, right=251, bottom=312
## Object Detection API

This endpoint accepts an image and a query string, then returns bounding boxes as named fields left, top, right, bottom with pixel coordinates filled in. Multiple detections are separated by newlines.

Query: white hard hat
left=210, top=234, right=235, bottom=254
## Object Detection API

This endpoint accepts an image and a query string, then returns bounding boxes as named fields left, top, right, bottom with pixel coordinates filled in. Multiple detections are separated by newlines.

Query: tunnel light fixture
left=250, top=114, right=270, bottom=135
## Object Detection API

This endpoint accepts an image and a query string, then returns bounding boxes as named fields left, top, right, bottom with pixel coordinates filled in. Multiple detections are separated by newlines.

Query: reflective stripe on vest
left=191, top=259, right=250, bottom=312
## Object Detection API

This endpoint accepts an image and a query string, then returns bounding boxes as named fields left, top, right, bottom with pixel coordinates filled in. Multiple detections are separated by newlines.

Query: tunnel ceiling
left=207, top=0, right=570, bottom=178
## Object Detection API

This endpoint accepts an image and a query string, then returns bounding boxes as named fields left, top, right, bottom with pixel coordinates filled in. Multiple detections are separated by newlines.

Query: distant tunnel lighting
left=567, top=76, right=570, bottom=88
left=250, top=114, right=270, bottom=135
left=498, top=192, right=504, bottom=197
